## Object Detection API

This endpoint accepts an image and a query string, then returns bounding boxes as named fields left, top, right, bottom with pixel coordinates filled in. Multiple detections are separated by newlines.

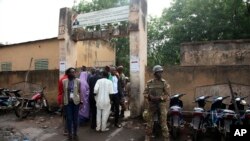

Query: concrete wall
left=76, top=40, right=115, bottom=68
left=181, top=40, right=250, bottom=66
left=1, top=65, right=249, bottom=110
left=0, top=38, right=59, bottom=71
left=145, top=66, right=250, bottom=110
left=0, top=70, right=59, bottom=106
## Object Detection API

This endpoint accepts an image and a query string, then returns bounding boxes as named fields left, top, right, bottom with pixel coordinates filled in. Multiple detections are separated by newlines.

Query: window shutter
left=1, top=62, right=12, bottom=71
left=35, top=59, right=48, bottom=70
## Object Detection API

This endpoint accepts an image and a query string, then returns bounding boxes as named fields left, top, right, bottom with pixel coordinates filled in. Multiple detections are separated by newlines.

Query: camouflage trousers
left=145, top=102, right=169, bottom=138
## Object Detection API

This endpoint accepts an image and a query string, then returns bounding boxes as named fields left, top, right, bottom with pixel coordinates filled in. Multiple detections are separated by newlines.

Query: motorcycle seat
left=10, top=90, right=21, bottom=93
left=170, top=106, right=182, bottom=111
left=222, top=109, right=235, bottom=114
left=0, top=96, right=9, bottom=100
left=0, top=88, right=4, bottom=91
left=194, top=107, right=204, bottom=112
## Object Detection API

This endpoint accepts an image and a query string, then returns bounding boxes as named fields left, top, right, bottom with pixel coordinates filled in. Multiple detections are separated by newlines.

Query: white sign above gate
left=73, top=5, right=129, bottom=27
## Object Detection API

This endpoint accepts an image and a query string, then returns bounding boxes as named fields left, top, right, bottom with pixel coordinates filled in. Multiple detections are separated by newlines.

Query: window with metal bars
left=35, top=59, right=48, bottom=70
left=1, top=62, right=12, bottom=71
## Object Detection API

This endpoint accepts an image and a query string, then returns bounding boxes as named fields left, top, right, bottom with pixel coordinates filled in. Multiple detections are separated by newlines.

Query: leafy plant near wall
left=148, top=0, right=250, bottom=66
left=73, top=0, right=130, bottom=75
left=73, top=0, right=250, bottom=68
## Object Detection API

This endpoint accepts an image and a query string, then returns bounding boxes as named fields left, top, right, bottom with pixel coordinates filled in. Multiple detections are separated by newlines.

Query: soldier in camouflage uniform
left=143, top=65, right=170, bottom=141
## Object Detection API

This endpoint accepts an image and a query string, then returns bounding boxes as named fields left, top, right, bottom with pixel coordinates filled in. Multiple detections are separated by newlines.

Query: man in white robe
left=94, top=71, right=114, bottom=132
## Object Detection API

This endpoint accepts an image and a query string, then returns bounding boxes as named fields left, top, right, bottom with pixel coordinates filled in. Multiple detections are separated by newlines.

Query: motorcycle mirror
left=235, top=97, right=241, bottom=101
left=180, top=93, right=186, bottom=97
left=241, top=95, right=249, bottom=100
left=240, top=100, right=247, bottom=105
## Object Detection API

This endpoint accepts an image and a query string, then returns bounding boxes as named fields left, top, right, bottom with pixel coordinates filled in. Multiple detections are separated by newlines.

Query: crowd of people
left=57, top=65, right=130, bottom=140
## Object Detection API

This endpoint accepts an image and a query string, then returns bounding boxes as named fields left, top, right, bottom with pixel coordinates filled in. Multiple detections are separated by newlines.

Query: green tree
left=74, top=0, right=130, bottom=75
left=148, top=0, right=250, bottom=66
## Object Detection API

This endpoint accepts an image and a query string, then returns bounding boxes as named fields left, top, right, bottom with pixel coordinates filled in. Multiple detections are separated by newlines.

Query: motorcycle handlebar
left=241, top=95, right=248, bottom=100
left=32, top=87, right=46, bottom=93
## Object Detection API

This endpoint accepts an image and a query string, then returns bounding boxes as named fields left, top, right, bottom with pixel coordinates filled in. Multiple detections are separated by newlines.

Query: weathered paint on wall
left=1, top=65, right=249, bottom=110
left=76, top=40, right=115, bottom=67
left=0, top=39, right=115, bottom=72
left=0, top=70, right=59, bottom=106
left=129, top=0, right=148, bottom=117
left=181, top=40, right=250, bottom=66
left=0, top=38, right=59, bottom=71
left=145, top=66, right=250, bottom=110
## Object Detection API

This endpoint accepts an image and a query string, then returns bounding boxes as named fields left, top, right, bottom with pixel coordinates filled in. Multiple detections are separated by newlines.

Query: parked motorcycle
left=0, top=88, right=10, bottom=109
left=218, top=109, right=236, bottom=141
left=228, top=96, right=247, bottom=116
left=0, top=88, right=21, bottom=110
left=229, top=95, right=249, bottom=126
left=0, top=88, right=6, bottom=95
left=243, top=104, right=250, bottom=125
left=14, top=87, right=49, bottom=119
left=205, top=96, right=229, bottom=128
left=168, top=93, right=185, bottom=139
left=0, top=88, right=10, bottom=96
left=208, top=96, right=236, bottom=141
left=191, top=95, right=211, bottom=141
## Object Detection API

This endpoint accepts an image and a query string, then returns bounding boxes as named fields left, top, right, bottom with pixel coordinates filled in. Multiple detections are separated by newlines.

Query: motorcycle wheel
left=221, top=132, right=230, bottom=141
left=172, top=127, right=178, bottom=139
left=192, top=129, right=198, bottom=141
left=42, top=97, right=50, bottom=113
left=14, top=104, right=30, bottom=119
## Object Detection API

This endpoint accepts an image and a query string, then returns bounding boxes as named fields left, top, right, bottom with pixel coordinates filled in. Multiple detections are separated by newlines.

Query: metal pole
left=228, top=79, right=242, bottom=125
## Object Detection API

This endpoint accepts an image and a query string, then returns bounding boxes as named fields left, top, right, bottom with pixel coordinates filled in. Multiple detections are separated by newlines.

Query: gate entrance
left=57, top=0, right=147, bottom=117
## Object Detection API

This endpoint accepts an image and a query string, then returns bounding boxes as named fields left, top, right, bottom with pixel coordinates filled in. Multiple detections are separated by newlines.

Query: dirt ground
left=0, top=110, right=218, bottom=141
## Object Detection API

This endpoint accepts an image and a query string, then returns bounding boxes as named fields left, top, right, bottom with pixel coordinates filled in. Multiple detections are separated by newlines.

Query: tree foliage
left=148, top=0, right=250, bottom=66
left=73, top=0, right=250, bottom=68
left=73, top=0, right=130, bottom=75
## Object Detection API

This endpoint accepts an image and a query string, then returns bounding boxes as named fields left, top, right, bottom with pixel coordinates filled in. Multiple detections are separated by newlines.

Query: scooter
left=202, top=95, right=231, bottom=141
left=14, top=87, right=49, bottom=119
left=0, top=89, right=10, bottom=109
left=0, top=88, right=6, bottom=95
left=229, top=96, right=249, bottom=126
left=218, top=108, right=236, bottom=141
left=243, top=104, right=250, bottom=125
left=205, top=96, right=229, bottom=127
left=191, top=95, right=211, bottom=141
left=228, top=96, right=247, bottom=116
left=168, top=93, right=185, bottom=139
left=0, top=89, right=21, bottom=110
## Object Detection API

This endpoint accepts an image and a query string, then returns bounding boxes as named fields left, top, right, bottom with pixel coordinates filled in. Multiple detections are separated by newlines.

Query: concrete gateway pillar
left=129, top=0, right=147, bottom=117
left=57, top=0, right=147, bottom=117
left=58, top=8, right=77, bottom=77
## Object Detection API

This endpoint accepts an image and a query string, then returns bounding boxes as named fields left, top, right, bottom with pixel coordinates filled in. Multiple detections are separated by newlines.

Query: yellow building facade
left=0, top=37, right=115, bottom=71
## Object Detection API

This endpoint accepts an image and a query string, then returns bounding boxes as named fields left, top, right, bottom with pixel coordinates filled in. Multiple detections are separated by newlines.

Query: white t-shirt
left=112, top=76, right=118, bottom=94
left=94, top=78, right=114, bottom=109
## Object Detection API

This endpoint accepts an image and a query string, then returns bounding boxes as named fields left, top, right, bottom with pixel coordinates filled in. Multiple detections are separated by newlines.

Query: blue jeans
left=66, top=101, right=79, bottom=135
